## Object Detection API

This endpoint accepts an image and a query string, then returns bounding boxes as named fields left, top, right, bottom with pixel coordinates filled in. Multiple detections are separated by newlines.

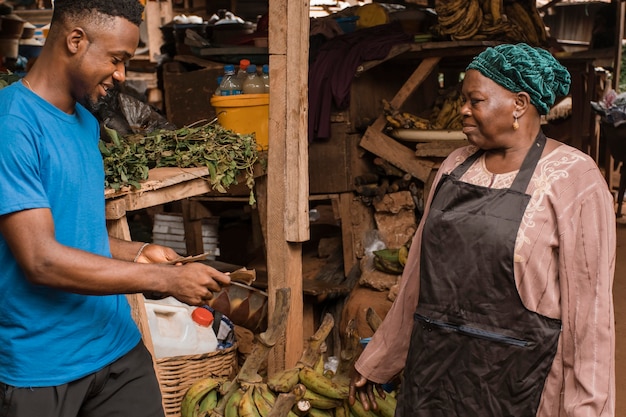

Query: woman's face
left=460, top=69, right=518, bottom=150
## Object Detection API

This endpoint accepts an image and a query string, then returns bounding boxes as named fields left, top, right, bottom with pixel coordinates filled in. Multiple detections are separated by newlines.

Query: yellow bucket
left=210, top=93, right=269, bottom=150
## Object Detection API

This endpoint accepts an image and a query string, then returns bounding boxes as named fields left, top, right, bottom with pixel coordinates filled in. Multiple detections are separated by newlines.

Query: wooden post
left=144, top=0, right=173, bottom=63
left=266, top=0, right=310, bottom=372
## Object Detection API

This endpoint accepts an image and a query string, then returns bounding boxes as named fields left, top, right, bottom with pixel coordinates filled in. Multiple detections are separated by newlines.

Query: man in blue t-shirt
left=0, top=2, right=230, bottom=416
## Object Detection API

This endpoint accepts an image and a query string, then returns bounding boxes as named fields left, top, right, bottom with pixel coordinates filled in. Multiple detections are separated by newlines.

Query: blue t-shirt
left=0, top=82, right=141, bottom=387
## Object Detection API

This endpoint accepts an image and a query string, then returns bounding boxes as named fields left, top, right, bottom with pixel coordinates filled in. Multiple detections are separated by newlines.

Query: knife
left=165, top=252, right=267, bottom=296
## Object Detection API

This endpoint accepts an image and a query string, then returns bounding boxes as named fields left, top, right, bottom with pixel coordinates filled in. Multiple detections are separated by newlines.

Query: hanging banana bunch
left=433, top=0, right=548, bottom=46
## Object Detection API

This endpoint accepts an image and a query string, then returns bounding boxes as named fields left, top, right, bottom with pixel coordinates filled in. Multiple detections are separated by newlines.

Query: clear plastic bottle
left=214, top=75, right=223, bottom=96
left=261, top=64, right=270, bottom=93
left=237, top=58, right=251, bottom=82
left=242, top=64, right=265, bottom=94
left=219, top=64, right=242, bottom=96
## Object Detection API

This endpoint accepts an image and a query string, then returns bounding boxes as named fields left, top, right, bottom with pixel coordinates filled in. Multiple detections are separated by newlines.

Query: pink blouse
left=355, top=142, right=616, bottom=416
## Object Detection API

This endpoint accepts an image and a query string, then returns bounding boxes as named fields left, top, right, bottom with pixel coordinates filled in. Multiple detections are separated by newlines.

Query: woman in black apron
left=350, top=44, right=616, bottom=416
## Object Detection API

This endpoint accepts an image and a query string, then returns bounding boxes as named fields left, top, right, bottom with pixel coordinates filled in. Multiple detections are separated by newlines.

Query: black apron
left=396, top=132, right=561, bottom=417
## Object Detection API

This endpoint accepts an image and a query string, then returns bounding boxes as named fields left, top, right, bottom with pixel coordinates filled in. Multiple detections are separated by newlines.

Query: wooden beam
left=266, top=0, right=310, bottom=372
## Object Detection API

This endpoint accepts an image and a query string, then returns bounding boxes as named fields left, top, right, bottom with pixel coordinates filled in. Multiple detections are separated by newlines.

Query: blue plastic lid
left=246, top=64, right=257, bottom=73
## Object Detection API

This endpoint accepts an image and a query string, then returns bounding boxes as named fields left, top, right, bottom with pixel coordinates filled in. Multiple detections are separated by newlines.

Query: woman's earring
left=512, top=115, right=520, bottom=130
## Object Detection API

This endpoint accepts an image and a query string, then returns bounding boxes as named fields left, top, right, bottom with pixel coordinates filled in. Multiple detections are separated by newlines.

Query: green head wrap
left=466, top=43, right=571, bottom=115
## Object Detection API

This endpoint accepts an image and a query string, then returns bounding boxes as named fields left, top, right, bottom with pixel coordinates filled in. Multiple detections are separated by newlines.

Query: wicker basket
left=156, top=344, right=238, bottom=417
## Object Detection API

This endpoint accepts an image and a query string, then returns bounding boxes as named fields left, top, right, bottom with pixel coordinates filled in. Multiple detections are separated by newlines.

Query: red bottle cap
left=191, top=307, right=214, bottom=327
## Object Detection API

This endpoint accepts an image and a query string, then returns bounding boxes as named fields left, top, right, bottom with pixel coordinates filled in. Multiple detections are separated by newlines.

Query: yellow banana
left=238, top=387, right=261, bottom=417
left=398, top=245, right=408, bottom=267
left=334, top=401, right=349, bottom=417
left=197, top=387, right=219, bottom=417
left=251, top=385, right=273, bottom=416
left=224, top=388, right=244, bottom=417
left=385, top=115, right=402, bottom=129
left=298, top=366, right=349, bottom=400
left=267, top=366, right=301, bottom=393
left=181, top=377, right=223, bottom=417
left=302, top=387, right=343, bottom=409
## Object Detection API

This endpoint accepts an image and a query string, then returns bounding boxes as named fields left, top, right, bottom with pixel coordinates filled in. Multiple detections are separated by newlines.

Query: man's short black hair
left=52, top=0, right=144, bottom=27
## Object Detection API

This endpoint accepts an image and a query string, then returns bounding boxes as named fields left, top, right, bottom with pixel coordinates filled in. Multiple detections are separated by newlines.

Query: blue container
left=334, top=16, right=360, bottom=33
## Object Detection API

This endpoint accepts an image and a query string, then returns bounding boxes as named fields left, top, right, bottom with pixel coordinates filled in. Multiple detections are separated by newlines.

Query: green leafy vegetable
left=100, top=120, right=260, bottom=205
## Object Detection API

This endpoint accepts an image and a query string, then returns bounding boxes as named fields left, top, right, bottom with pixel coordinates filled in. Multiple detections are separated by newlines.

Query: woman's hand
left=348, top=369, right=385, bottom=411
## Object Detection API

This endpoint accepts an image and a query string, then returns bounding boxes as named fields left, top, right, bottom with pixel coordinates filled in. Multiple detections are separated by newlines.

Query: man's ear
left=67, top=27, right=87, bottom=54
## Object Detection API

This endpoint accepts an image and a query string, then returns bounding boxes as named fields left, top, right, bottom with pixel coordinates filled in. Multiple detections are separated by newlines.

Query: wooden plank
left=283, top=0, right=310, bottom=243
left=414, top=140, right=468, bottom=157
left=265, top=0, right=308, bottom=373
left=360, top=128, right=435, bottom=183
left=145, top=0, right=173, bottom=63
left=107, top=217, right=164, bottom=410
left=338, top=193, right=356, bottom=276
left=268, top=0, right=287, bottom=56
left=181, top=199, right=205, bottom=256
left=389, top=56, right=441, bottom=110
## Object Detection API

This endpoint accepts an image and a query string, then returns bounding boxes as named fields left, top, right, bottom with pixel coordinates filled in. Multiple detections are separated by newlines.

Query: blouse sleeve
left=557, top=169, right=616, bottom=416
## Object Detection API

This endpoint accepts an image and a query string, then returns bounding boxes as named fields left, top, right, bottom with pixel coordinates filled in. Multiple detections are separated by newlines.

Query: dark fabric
left=396, top=132, right=562, bottom=417
left=0, top=342, right=164, bottom=417
left=307, top=22, right=412, bottom=141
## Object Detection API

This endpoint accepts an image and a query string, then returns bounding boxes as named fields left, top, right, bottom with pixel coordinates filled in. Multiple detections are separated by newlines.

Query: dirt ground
left=614, top=220, right=626, bottom=414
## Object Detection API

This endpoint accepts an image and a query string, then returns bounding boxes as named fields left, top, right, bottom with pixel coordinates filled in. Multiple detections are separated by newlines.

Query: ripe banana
left=298, top=366, right=349, bottom=400
left=238, top=387, right=261, bottom=417
left=302, top=387, right=343, bottom=409
left=251, top=385, right=273, bottom=416
left=267, top=366, right=301, bottom=393
left=398, top=245, right=409, bottom=267
left=180, top=377, right=222, bottom=417
left=224, top=388, right=244, bottom=417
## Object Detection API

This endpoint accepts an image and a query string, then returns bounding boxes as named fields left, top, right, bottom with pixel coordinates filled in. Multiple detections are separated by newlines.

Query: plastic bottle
left=236, top=58, right=251, bottom=82
left=214, top=75, right=223, bottom=96
left=219, top=64, right=242, bottom=96
left=144, top=301, right=218, bottom=359
left=242, top=64, right=265, bottom=94
left=261, top=64, right=270, bottom=93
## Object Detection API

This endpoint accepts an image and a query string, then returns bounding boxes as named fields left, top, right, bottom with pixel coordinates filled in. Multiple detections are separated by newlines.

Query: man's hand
left=134, top=243, right=179, bottom=264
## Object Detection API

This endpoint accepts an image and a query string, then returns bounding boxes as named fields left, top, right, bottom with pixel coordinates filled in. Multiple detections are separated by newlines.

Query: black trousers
left=0, top=342, right=165, bottom=417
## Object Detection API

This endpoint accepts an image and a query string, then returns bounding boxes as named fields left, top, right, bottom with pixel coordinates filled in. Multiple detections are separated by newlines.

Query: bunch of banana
left=434, top=0, right=483, bottom=41
left=430, top=89, right=464, bottom=131
left=382, top=98, right=432, bottom=130
left=502, top=1, right=548, bottom=46
left=180, top=377, right=225, bottom=417
left=373, top=248, right=405, bottom=275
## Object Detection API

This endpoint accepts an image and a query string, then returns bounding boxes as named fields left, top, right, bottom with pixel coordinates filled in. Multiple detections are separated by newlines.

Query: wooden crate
left=309, top=122, right=373, bottom=194
left=162, top=60, right=224, bottom=128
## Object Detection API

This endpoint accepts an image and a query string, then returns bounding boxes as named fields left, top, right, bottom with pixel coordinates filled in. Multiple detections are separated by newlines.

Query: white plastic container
left=145, top=300, right=218, bottom=359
